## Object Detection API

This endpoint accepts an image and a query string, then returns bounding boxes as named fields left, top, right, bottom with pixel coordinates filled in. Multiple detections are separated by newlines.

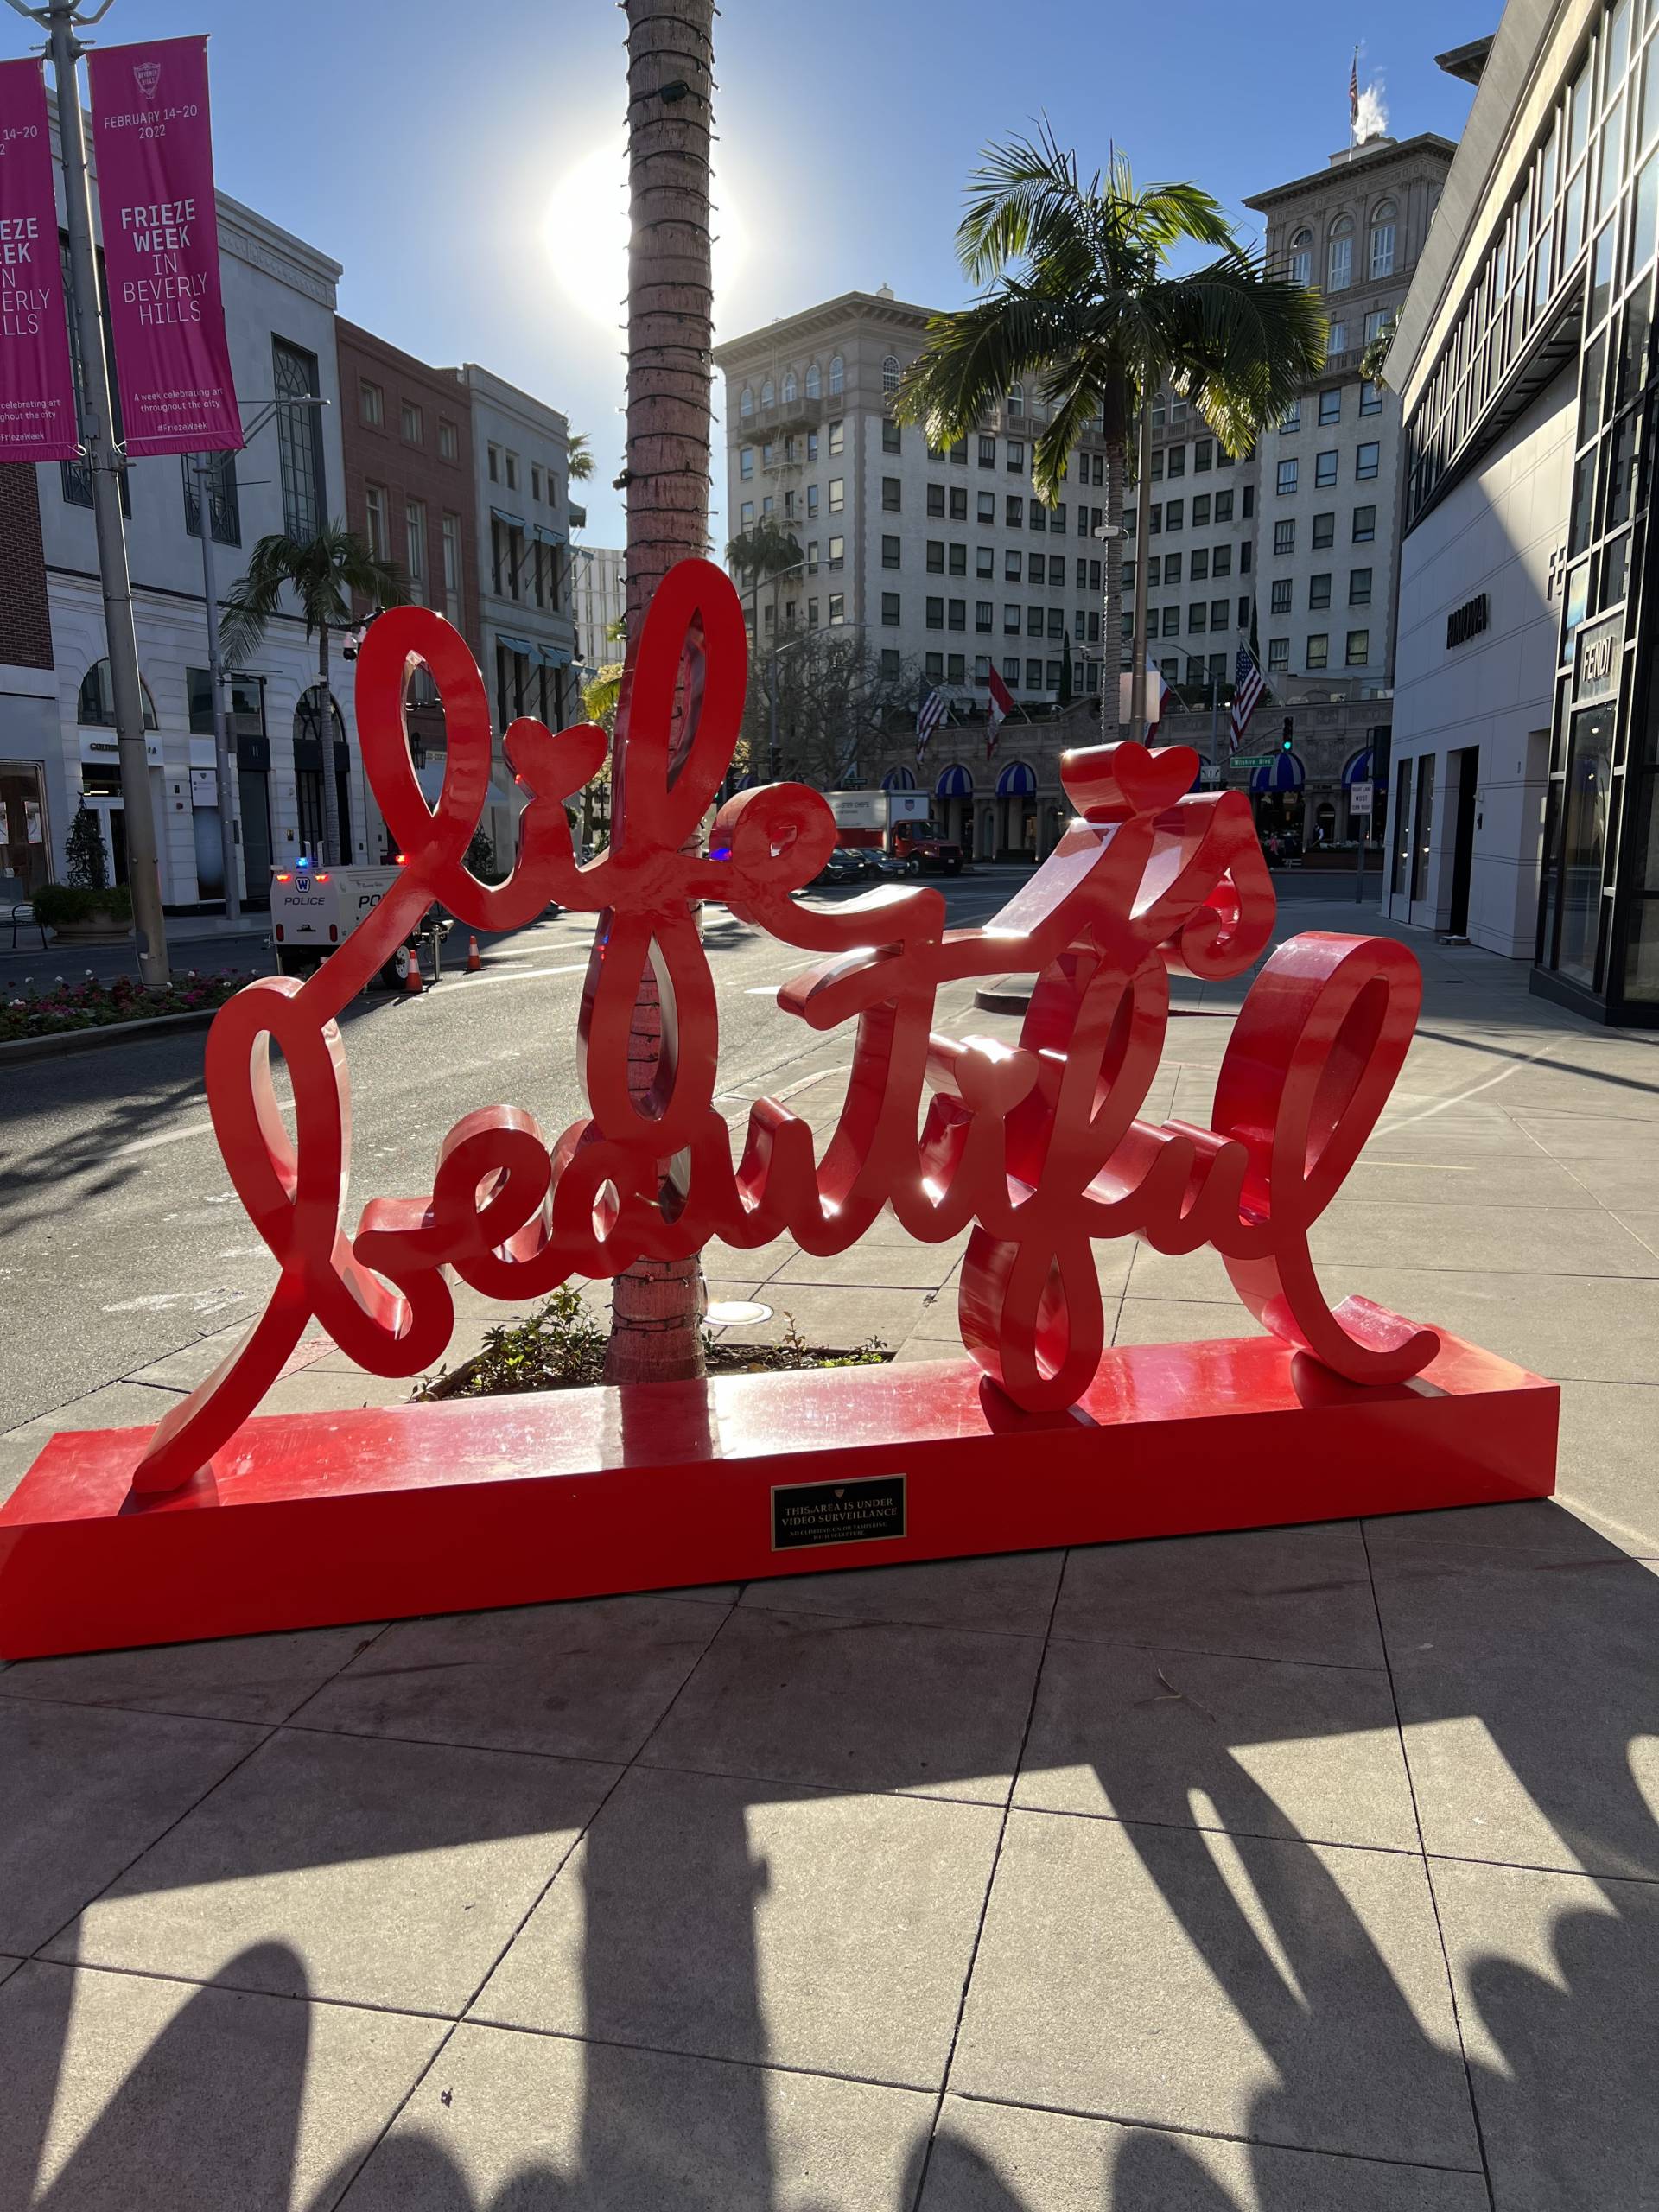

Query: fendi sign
left=1574, top=611, right=1624, bottom=706
left=1446, top=594, right=1489, bottom=649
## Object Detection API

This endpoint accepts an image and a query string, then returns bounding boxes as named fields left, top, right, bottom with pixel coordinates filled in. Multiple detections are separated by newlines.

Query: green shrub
left=31, top=881, right=133, bottom=926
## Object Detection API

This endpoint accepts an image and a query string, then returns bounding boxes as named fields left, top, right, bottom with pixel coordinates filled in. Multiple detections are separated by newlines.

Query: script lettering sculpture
left=131, top=558, right=1436, bottom=1497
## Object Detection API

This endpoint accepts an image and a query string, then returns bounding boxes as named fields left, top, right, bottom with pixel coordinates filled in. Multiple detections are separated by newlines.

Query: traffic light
left=1281, top=717, right=1294, bottom=752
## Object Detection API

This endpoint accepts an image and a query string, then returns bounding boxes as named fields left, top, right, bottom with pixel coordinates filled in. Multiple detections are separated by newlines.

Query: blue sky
left=20, top=1, right=1484, bottom=544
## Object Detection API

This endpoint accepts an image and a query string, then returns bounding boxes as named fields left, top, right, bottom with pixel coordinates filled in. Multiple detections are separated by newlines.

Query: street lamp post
left=7, top=0, right=169, bottom=982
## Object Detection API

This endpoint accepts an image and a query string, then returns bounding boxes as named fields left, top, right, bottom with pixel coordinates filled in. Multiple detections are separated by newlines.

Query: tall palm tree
left=895, top=129, right=1325, bottom=741
left=726, top=515, right=804, bottom=657
left=220, top=525, right=408, bottom=865
left=606, top=0, right=717, bottom=1389
left=567, top=430, right=594, bottom=484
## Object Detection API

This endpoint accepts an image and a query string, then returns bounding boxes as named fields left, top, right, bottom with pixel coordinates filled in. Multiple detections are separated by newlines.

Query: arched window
left=1327, top=214, right=1354, bottom=293
left=782, top=368, right=798, bottom=404
left=805, top=360, right=821, bottom=399
left=1007, top=383, right=1025, bottom=416
left=294, top=686, right=346, bottom=744
left=1369, top=199, right=1397, bottom=279
left=77, top=660, right=157, bottom=728
left=739, top=385, right=754, bottom=420
left=1288, top=227, right=1313, bottom=286
left=882, top=353, right=901, bottom=394
left=829, top=353, right=844, bottom=396
left=760, top=376, right=775, bottom=409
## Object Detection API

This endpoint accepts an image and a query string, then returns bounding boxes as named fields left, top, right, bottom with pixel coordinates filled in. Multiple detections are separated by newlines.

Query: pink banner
left=0, top=60, right=79, bottom=462
left=86, top=36, right=241, bottom=457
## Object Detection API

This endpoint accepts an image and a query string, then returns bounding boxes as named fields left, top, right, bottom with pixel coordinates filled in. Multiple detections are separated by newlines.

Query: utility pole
left=192, top=455, right=238, bottom=921
left=23, top=0, right=171, bottom=982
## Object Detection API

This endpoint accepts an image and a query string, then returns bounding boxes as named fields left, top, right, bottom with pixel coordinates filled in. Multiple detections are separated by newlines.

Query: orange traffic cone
left=404, top=947, right=423, bottom=995
left=467, top=933, right=481, bottom=972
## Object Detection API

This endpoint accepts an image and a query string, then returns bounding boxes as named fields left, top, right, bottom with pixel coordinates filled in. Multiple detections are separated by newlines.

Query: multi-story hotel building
left=571, top=544, right=626, bottom=676
left=1384, top=0, right=1659, bottom=1025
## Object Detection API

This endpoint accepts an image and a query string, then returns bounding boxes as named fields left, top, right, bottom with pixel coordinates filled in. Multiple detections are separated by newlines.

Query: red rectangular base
left=0, top=1333, right=1558, bottom=1660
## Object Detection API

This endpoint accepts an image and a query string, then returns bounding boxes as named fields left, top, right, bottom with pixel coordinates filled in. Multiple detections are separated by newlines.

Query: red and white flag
left=985, top=664, right=1015, bottom=759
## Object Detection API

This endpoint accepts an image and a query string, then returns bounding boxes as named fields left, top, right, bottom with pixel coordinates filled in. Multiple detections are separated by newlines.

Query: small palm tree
left=1359, top=315, right=1397, bottom=389
left=567, top=431, right=594, bottom=484
left=221, top=526, right=409, bottom=865
left=895, top=128, right=1325, bottom=740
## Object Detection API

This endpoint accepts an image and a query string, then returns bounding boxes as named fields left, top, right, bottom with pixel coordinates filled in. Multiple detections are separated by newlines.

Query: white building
left=446, top=365, right=582, bottom=741
left=1384, top=0, right=1658, bottom=1027
left=571, top=543, right=625, bottom=676
left=29, top=115, right=369, bottom=909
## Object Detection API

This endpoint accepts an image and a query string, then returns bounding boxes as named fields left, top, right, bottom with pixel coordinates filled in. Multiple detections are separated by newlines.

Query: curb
left=0, top=1005, right=220, bottom=1067
left=972, top=981, right=1033, bottom=1016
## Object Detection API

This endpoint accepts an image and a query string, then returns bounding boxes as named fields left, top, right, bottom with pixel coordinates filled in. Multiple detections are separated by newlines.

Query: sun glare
left=544, top=138, right=748, bottom=330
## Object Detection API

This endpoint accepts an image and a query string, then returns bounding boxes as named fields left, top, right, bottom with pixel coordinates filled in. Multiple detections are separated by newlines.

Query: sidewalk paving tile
left=1111, top=1297, right=1267, bottom=1347
left=1306, top=1199, right=1659, bottom=1277
left=1429, top=1858, right=1659, bottom=2212
left=0, top=1379, right=185, bottom=1508
left=1369, top=1544, right=1659, bottom=1878
left=0, top=1619, right=383, bottom=1726
left=1300, top=1263, right=1659, bottom=1384
left=1551, top=1379, right=1659, bottom=1554
left=471, top=1764, right=1002, bottom=2089
left=641, top=1605, right=1045, bottom=1805
left=0, top=1700, right=263, bottom=1955
left=1334, top=1155, right=1604, bottom=1210
left=340, top=2020, right=933, bottom=2211
left=741, top=1548, right=1063, bottom=1634
left=292, top=1593, right=730, bottom=1763
left=1054, top=1523, right=1384, bottom=1670
left=920, top=2094, right=1489, bottom=2209
left=771, top=1242, right=965, bottom=1290
left=48, top=1726, right=618, bottom=2014
left=950, top=1810, right=1481, bottom=2169
left=709, top=1285, right=929, bottom=1351
left=0, top=1958, right=443, bottom=2212
left=1015, top=1638, right=1420, bottom=1852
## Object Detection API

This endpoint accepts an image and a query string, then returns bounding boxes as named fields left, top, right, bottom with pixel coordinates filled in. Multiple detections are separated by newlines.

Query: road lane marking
left=451, top=963, right=589, bottom=988
left=110, top=1118, right=217, bottom=1158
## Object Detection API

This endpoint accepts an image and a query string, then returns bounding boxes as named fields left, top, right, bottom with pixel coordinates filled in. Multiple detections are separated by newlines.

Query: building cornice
left=713, top=290, right=936, bottom=368
left=1243, top=133, right=1459, bottom=214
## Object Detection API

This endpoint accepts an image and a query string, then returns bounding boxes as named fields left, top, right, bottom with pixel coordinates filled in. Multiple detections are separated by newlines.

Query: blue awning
left=568, top=501, right=588, bottom=530
left=995, top=759, right=1037, bottom=798
left=1250, top=751, right=1306, bottom=793
left=882, top=766, right=916, bottom=791
left=1343, top=747, right=1374, bottom=785
left=491, top=506, right=526, bottom=528
left=533, top=524, right=568, bottom=548
left=538, top=645, right=573, bottom=669
left=936, top=762, right=974, bottom=799
left=497, top=633, right=536, bottom=657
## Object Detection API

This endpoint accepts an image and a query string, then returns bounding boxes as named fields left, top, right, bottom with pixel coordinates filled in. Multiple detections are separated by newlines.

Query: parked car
left=813, top=847, right=880, bottom=887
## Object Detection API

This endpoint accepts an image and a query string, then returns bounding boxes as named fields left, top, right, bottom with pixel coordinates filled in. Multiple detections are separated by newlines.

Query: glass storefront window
left=1411, top=755, right=1436, bottom=903
left=1392, top=760, right=1412, bottom=894
left=1622, top=899, right=1659, bottom=995
left=1558, top=705, right=1616, bottom=982
left=0, top=762, right=49, bottom=893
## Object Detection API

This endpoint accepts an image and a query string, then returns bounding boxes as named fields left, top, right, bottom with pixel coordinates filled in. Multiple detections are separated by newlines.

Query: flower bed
left=0, top=968, right=249, bottom=1043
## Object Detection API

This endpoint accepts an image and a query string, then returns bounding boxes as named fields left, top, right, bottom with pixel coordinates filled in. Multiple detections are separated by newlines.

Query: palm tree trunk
left=317, top=623, right=342, bottom=864
left=1100, top=436, right=1125, bottom=744
left=606, top=0, right=716, bottom=1389
left=1128, top=388, right=1155, bottom=745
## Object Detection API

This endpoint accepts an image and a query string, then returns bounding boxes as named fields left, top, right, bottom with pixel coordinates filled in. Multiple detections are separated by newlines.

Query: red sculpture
left=130, top=557, right=1436, bottom=1494
left=0, top=556, right=1558, bottom=1661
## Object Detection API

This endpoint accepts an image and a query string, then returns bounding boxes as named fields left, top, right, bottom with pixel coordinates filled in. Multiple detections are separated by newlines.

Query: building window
left=760, top=378, right=775, bottom=410
left=273, top=338, right=324, bottom=540
left=1270, top=578, right=1292, bottom=615
left=806, top=430, right=818, bottom=461
left=829, top=354, right=844, bottom=396
left=1268, top=638, right=1289, bottom=671
left=1212, top=543, right=1231, bottom=577
left=882, top=353, right=901, bottom=394
left=1345, top=629, right=1370, bottom=665
left=1274, top=519, right=1294, bottom=556
left=1166, top=446, right=1186, bottom=479
left=442, top=512, right=461, bottom=620
left=739, top=500, right=754, bottom=529
left=805, top=362, right=821, bottom=399
left=1007, top=439, right=1025, bottom=474
left=949, top=600, right=967, bottom=632
left=78, top=660, right=158, bottom=728
left=783, top=369, right=798, bottom=404
left=1215, top=489, right=1234, bottom=522
left=365, top=483, right=390, bottom=560
left=976, top=600, right=993, bottom=632
left=1329, top=318, right=1348, bottom=353
left=828, top=535, right=844, bottom=569
left=1190, top=548, right=1209, bottom=581
left=1318, top=387, right=1341, bottom=425
left=1007, top=383, right=1024, bottom=416
left=977, top=490, right=995, bottom=524
left=1356, top=442, right=1380, bottom=480
left=1026, top=658, right=1044, bottom=689
left=401, top=402, right=423, bottom=444
left=979, top=435, right=996, bottom=467
left=359, top=379, right=383, bottom=427
left=405, top=499, right=427, bottom=601
left=950, top=543, right=967, bottom=575
left=928, top=541, right=945, bottom=573
left=1281, top=399, right=1300, bottom=432
left=1359, top=380, right=1383, bottom=415
left=1363, top=308, right=1389, bottom=344
left=1004, top=550, right=1021, bottom=582
left=880, top=648, right=900, bottom=678
left=1194, top=438, right=1212, bottom=472
left=1004, top=494, right=1022, bottom=528
left=1353, top=505, right=1376, bottom=541
left=1306, top=632, right=1329, bottom=668
left=1210, top=597, right=1228, bottom=630
left=1004, top=604, right=1020, bottom=632
left=1289, top=227, right=1312, bottom=286
left=829, top=594, right=845, bottom=623
left=1164, top=551, right=1182, bottom=585
left=927, top=484, right=945, bottom=519
left=977, top=546, right=995, bottom=576
left=828, top=419, right=844, bottom=454
left=1187, top=602, right=1206, bottom=633
left=1328, top=214, right=1354, bottom=291
left=1308, top=572, right=1331, bottom=608
left=1369, top=201, right=1396, bottom=279
left=1315, top=449, right=1338, bottom=486
left=947, top=653, right=965, bottom=683
left=434, top=417, right=456, bottom=464
left=1165, top=499, right=1184, bottom=530
left=882, top=418, right=901, bottom=454
left=1276, top=458, right=1298, bottom=495
left=806, top=485, right=819, bottom=517
left=1313, top=511, right=1335, bottom=548
left=1240, top=542, right=1251, bottom=573
left=1161, top=607, right=1180, bottom=637
left=951, top=486, right=969, bottom=520
left=487, top=443, right=499, bottom=481
left=182, top=450, right=240, bottom=546
left=881, top=592, right=900, bottom=626
left=739, top=386, right=754, bottom=420
left=739, top=448, right=753, bottom=480
left=1350, top=568, right=1372, bottom=605
left=881, top=535, right=900, bottom=569
left=505, top=453, right=518, bottom=491
left=830, top=478, right=845, bottom=512
left=926, top=597, right=944, bottom=629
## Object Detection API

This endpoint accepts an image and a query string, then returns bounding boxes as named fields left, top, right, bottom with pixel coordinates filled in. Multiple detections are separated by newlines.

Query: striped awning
left=882, top=766, right=916, bottom=791
left=995, top=760, right=1037, bottom=798
left=936, top=762, right=974, bottom=798
left=1250, top=751, right=1306, bottom=793
left=1343, top=747, right=1374, bottom=785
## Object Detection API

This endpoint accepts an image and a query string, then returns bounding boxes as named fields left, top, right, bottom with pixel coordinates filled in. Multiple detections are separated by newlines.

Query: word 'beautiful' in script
left=132, top=558, right=1436, bottom=1495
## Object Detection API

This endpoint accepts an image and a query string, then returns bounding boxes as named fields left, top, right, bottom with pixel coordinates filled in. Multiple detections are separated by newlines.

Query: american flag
left=1230, top=645, right=1265, bottom=754
left=916, top=680, right=947, bottom=760
left=1350, top=48, right=1360, bottom=133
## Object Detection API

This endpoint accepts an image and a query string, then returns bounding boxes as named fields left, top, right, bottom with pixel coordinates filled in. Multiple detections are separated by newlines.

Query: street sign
left=1351, top=780, right=1375, bottom=815
left=1198, top=764, right=1224, bottom=786
left=1231, top=753, right=1272, bottom=767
